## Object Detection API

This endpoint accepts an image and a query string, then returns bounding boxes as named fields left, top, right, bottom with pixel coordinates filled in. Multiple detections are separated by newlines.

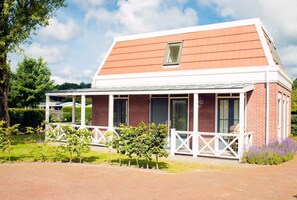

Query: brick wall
left=189, top=94, right=215, bottom=132
left=91, top=95, right=108, bottom=126
left=129, top=95, right=150, bottom=126
left=246, top=83, right=267, bottom=146
left=246, top=82, right=291, bottom=146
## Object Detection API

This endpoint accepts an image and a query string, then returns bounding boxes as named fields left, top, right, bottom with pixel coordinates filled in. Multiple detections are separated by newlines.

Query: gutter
left=266, top=69, right=270, bottom=145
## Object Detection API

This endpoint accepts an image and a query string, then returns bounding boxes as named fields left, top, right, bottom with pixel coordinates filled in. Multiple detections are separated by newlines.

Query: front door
left=218, top=99, right=239, bottom=150
left=218, top=99, right=239, bottom=133
left=151, top=98, right=168, bottom=125
left=114, top=99, right=128, bottom=126
left=170, top=99, right=188, bottom=131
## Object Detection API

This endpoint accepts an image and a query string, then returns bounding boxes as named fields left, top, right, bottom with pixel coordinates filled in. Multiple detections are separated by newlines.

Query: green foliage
left=291, top=114, right=297, bottom=136
left=9, top=108, right=45, bottom=131
left=0, top=121, right=19, bottom=161
left=48, top=126, right=91, bottom=163
left=0, top=0, right=66, bottom=125
left=243, top=138, right=297, bottom=165
left=0, top=133, right=230, bottom=172
left=56, top=82, right=91, bottom=90
left=109, top=122, right=168, bottom=169
left=9, top=57, right=54, bottom=108
left=62, top=106, right=92, bottom=123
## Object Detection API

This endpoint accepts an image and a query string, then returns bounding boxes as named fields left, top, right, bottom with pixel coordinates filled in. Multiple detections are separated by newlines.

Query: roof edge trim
left=115, top=18, right=262, bottom=42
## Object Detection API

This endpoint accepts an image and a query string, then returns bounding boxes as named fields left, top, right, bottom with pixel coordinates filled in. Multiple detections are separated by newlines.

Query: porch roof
left=46, top=82, right=254, bottom=96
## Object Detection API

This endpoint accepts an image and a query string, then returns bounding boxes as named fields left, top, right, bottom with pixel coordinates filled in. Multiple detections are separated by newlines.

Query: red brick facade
left=128, top=95, right=150, bottom=126
left=91, top=95, right=108, bottom=126
left=246, top=83, right=291, bottom=146
left=91, top=85, right=290, bottom=147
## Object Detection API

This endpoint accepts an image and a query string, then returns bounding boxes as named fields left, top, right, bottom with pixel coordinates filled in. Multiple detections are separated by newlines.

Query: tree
left=9, top=57, right=54, bottom=108
left=0, top=0, right=66, bottom=125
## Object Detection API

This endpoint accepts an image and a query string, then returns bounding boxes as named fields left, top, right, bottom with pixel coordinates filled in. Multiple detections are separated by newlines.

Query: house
left=46, top=18, right=292, bottom=160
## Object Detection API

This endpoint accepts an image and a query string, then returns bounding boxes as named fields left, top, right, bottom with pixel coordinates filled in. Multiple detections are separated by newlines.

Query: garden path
left=0, top=157, right=296, bottom=200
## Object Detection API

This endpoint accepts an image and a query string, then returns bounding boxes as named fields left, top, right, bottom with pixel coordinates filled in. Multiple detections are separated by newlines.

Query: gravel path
left=0, top=157, right=296, bottom=200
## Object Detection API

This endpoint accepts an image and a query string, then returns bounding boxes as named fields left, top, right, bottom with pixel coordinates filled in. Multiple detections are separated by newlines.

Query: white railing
left=170, top=129, right=253, bottom=160
left=46, top=123, right=119, bottom=146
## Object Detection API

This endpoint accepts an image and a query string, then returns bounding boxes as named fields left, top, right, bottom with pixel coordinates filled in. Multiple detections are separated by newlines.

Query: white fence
left=47, top=123, right=119, bottom=146
left=170, top=129, right=253, bottom=160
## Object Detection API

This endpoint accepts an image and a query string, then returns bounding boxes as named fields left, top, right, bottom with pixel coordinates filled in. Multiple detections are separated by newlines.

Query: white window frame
left=277, top=93, right=282, bottom=142
left=114, top=95, right=129, bottom=126
left=163, top=41, right=183, bottom=67
left=283, top=95, right=286, bottom=139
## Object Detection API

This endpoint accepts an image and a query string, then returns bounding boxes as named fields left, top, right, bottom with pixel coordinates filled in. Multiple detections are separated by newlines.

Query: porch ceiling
left=46, top=83, right=254, bottom=97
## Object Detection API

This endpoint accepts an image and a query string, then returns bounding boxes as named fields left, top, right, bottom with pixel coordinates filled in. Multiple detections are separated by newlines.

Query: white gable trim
left=255, top=23, right=275, bottom=66
left=115, top=18, right=263, bottom=42
left=92, top=40, right=117, bottom=87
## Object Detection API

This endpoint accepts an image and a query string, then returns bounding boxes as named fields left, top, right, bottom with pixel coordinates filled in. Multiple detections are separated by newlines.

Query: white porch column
left=45, top=95, right=50, bottom=124
left=81, top=95, right=86, bottom=127
left=192, top=93, right=199, bottom=157
left=108, top=94, right=114, bottom=130
left=72, top=96, right=76, bottom=123
left=170, top=128, right=176, bottom=156
left=238, top=92, right=245, bottom=161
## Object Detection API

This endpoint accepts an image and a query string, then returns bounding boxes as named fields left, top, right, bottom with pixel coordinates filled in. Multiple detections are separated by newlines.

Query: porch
left=45, top=83, right=254, bottom=161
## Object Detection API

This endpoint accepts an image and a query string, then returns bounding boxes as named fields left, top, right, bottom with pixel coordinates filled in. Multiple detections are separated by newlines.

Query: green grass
left=0, top=134, right=231, bottom=173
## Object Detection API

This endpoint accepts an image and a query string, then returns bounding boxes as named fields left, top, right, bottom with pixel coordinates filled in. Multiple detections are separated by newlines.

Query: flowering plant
left=243, top=138, right=297, bottom=165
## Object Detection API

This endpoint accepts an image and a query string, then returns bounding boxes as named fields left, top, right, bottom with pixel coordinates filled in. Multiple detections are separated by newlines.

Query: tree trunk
left=0, top=52, right=10, bottom=126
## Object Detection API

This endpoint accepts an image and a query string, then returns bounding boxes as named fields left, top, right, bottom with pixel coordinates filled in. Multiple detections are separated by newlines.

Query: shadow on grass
left=109, top=158, right=169, bottom=170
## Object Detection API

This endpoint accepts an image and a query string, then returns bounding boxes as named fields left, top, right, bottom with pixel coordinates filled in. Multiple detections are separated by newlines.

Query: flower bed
left=243, top=138, right=297, bottom=165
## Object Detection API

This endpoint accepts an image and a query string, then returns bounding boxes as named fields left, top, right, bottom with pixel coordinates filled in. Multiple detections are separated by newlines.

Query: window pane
left=164, top=42, right=182, bottom=64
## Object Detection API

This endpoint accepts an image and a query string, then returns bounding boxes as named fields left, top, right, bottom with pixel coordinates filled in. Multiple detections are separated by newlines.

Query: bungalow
left=46, top=18, right=292, bottom=160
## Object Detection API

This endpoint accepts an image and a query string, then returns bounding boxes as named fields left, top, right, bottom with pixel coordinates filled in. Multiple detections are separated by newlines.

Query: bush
left=110, top=122, right=168, bottom=169
left=9, top=108, right=45, bottom=131
left=291, top=114, right=297, bottom=136
left=243, top=138, right=297, bottom=165
left=47, top=125, right=91, bottom=163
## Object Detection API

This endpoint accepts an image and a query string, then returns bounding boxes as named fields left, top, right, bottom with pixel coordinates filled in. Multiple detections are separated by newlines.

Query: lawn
left=0, top=134, right=230, bottom=173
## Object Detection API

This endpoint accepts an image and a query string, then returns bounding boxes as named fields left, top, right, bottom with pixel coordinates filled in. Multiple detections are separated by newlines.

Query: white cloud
left=72, top=0, right=104, bottom=10
left=25, top=43, right=67, bottom=64
left=85, top=0, right=199, bottom=35
left=197, top=0, right=297, bottom=44
left=51, top=65, right=94, bottom=84
left=197, top=0, right=297, bottom=77
left=40, top=18, right=81, bottom=41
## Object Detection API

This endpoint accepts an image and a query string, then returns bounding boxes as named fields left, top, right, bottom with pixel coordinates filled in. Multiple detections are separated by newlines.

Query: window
left=114, top=99, right=128, bottom=126
left=164, top=42, right=182, bottom=65
left=277, top=94, right=282, bottom=141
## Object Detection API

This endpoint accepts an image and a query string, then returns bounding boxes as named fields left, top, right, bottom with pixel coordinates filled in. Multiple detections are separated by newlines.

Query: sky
left=8, top=0, right=297, bottom=84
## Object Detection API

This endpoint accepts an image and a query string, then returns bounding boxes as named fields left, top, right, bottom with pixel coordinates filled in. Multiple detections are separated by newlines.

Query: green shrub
left=291, top=114, right=297, bottom=136
left=110, top=122, right=168, bottom=169
left=9, top=108, right=45, bottom=131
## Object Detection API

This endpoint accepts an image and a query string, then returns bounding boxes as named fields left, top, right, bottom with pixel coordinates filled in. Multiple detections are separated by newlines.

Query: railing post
left=193, top=93, right=199, bottom=157
left=108, top=95, right=114, bottom=131
left=170, top=129, right=176, bottom=156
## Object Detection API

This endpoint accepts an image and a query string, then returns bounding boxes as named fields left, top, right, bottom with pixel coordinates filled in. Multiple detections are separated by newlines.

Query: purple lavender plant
left=243, top=138, right=297, bottom=165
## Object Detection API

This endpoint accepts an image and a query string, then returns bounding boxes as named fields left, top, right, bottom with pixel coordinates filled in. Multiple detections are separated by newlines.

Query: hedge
left=62, top=106, right=92, bottom=124
left=9, top=108, right=45, bottom=131
left=291, top=114, right=297, bottom=136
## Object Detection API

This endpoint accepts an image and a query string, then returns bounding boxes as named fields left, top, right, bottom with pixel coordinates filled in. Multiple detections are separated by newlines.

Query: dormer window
left=164, top=42, right=182, bottom=66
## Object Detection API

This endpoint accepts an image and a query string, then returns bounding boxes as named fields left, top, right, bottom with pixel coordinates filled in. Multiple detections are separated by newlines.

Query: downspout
left=266, top=69, right=269, bottom=146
